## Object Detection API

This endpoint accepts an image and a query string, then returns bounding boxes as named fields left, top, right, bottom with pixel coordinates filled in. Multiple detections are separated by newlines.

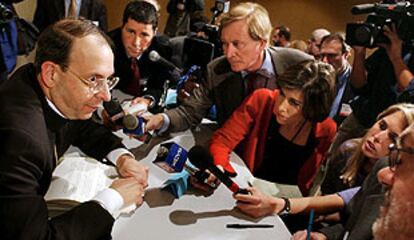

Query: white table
left=111, top=128, right=292, bottom=240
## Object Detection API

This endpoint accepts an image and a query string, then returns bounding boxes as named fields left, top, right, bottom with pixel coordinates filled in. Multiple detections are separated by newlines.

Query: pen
left=306, top=209, right=315, bottom=240
left=226, top=224, right=274, bottom=229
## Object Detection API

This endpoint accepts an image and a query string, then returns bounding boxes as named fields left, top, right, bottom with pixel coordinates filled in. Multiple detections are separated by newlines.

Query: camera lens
left=354, top=25, right=374, bottom=46
left=0, top=3, right=13, bottom=22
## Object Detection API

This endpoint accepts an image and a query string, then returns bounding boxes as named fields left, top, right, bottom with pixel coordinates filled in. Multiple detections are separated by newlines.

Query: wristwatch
left=278, top=197, right=291, bottom=216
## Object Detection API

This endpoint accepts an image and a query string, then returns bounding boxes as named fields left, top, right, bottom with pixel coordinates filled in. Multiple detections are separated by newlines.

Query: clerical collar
left=45, top=97, right=67, bottom=119
left=241, top=48, right=275, bottom=78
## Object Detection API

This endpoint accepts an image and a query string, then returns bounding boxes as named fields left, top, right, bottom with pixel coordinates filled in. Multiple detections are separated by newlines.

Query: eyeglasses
left=63, top=66, right=119, bottom=94
left=388, top=143, right=414, bottom=171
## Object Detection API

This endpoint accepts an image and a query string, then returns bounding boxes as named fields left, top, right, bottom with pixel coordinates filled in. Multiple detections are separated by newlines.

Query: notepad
left=45, top=155, right=134, bottom=217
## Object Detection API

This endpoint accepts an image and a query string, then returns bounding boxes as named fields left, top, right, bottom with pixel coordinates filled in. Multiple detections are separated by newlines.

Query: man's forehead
left=400, top=129, right=414, bottom=149
left=321, top=40, right=341, bottom=49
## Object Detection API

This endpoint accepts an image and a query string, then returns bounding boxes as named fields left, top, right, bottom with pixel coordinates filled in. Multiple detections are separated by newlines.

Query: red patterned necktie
left=246, top=69, right=277, bottom=95
left=126, top=58, right=141, bottom=96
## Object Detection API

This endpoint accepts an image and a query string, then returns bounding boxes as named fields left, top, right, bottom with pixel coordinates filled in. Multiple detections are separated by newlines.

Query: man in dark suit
left=146, top=2, right=312, bottom=133
left=319, top=33, right=355, bottom=126
left=33, top=0, right=108, bottom=32
left=108, top=1, right=172, bottom=112
left=0, top=19, right=148, bottom=239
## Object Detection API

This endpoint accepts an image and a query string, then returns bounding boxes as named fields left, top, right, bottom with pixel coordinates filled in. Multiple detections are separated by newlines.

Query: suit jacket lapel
left=215, top=73, right=245, bottom=124
left=79, top=0, right=90, bottom=17
left=55, top=0, right=66, bottom=19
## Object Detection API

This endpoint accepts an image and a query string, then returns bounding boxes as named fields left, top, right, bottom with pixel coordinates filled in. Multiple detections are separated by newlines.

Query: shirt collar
left=45, top=97, right=67, bottom=119
left=337, top=63, right=352, bottom=85
left=241, top=48, right=274, bottom=78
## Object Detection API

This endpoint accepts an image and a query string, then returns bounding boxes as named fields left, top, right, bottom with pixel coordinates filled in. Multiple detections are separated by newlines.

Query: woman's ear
left=259, top=39, right=268, bottom=50
left=39, top=61, right=58, bottom=88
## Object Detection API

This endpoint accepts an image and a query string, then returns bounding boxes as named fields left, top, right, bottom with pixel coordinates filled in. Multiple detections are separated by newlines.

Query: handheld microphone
left=122, top=114, right=152, bottom=143
left=153, top=143, right=212, bottom=186
left=187, top=146, right=248, bottom=194
left=103, top=99, right=148, bottom=122
left=103, top=98, right=150, bottom=141
left=103, top=99, right=125, bottom=125
left=149, top=50, right=182, bottom=73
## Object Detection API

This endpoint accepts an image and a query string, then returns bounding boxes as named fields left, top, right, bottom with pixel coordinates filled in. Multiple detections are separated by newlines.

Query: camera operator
left=329, top=24, right=414, bottom=154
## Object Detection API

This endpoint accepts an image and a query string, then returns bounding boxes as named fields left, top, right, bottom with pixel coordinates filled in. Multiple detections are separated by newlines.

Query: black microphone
left=103, top=98, right=125, bottom=125
left=187, top=146, right=248, bottom=194
left=153, top=143, right=213, bottom=186
left=149, top=50, right=182, bottom=73
left=103, top=98, right=150, bottom=141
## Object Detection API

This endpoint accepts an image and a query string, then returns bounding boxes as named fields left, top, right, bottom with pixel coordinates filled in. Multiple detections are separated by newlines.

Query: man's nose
left=225, top=44, right=236, bottom=58
left=132, top=35, right=141, bottom=47
left=96, top=83, right=111, bottom=102
left=377, top=167, right=395, bottom=186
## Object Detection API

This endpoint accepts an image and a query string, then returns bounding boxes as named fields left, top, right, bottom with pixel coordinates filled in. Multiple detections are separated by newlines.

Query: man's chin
left=229, top=64, right=244, bottom=72
left=78, top=112, right=94, bottom=120
left=128, top=50, right=142, bottom=59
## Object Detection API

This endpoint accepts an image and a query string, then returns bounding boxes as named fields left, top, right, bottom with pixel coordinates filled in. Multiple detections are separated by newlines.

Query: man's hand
left=233, top=187, right=283, bottom=218
left=291, top=230, right=327, bottom=240
left=117, top=154, right=149, bottom=188
left=144, top=113, right=164, bottom=131
left=379, top=25, right=402, bottom=61
left=110, top=177, right=145, bottom=207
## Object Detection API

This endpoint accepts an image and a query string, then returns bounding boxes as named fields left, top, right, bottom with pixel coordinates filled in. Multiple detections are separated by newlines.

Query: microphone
left=149, top=50, right=182, bottom=73
left=123, top=114, right=145, bottom=135
left=103, top=98, right=147, bottom=123
left=103, top=98, right=125, bottom=125
left=187, top=146, right=248, bottom=194
left=153, top=143, right=212, bottom=186
left=103, top=98, right=150, bottom=141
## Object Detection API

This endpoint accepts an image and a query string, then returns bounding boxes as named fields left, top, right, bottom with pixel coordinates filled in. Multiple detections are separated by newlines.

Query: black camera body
left=346, top=1, right=414, bottom=48
left=202, top=24, right=219, bottom=46
left=0, top=3, right=14, bottom=24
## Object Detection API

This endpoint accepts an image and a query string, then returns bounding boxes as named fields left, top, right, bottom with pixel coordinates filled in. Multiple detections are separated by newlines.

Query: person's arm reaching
left=233, top=187, right=345, bottom=218
left=349, top=46, right=368, bottom=89
left=380, top=25, right=413, bottom=91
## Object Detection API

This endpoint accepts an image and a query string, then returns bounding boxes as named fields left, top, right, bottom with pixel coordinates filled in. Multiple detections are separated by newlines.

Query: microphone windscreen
left=187, top=145, right=213, bottom=171
left=123, top=114, right=138, bottom=130
left=103, top=99, right=123, bottom=117
left=149, top=50, right=160, bottom=62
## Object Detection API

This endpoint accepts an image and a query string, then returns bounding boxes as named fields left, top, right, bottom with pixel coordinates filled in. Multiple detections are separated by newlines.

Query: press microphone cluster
left=153, top=143, right=213, bottom=187
left=103, top=99, right=150, bottom=141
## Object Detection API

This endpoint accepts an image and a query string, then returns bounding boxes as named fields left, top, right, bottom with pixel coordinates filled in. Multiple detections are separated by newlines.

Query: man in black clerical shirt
left=108, top=1, right=172, bottom=111
left=0, top=19, right=148, bottom=239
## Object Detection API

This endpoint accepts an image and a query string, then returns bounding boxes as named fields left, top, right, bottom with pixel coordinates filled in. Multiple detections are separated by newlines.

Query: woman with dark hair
left=208, top=60, right=337, bottom=196
left=233, top=103, right=414, bottom=219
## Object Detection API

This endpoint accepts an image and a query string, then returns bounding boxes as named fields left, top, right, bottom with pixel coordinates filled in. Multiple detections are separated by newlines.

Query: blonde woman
left=321, top=103, right=414, bottom=194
